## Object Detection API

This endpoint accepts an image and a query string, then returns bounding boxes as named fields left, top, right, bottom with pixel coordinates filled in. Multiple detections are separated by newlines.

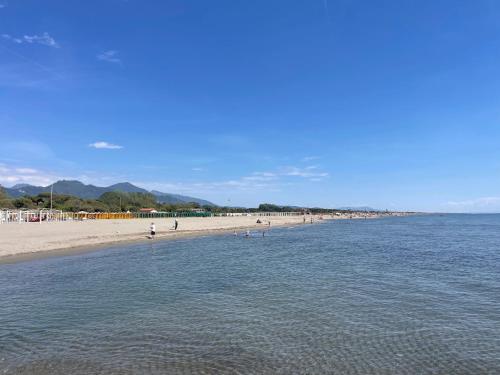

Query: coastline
left=0, top=212, right=409, bottom=264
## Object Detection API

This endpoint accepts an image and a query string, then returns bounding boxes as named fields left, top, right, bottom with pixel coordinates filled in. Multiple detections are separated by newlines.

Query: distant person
left=310, top=218, right=313, bottom=224
left=303, top=216, right=306, bottom=224
left=233, top=231, right=238, bottom=236
left=268, top=221, right=271, bottom=227
left=245, top=230, right=250, bottom=237
left=256, top=219, right=262, bottom=224
left=174, top=219, right=178, bottom=230
left=150, top=222, right=156, bottom=239
left=262, top=231, right=265, bottom=237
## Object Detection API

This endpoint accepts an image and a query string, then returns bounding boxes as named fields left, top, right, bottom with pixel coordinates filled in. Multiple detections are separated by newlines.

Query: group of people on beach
left=147, top=215, right=313, bottom=241
left=148, top=219, right=178, bottom=239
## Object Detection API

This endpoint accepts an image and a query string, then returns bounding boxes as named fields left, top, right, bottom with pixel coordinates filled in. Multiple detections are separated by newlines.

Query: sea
left=0, top=214, right=499, bottom=374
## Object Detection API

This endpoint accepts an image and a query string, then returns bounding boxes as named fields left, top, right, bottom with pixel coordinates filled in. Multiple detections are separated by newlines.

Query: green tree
left=98, top=191, right=157, bottom=212
left=0, top=187, right=14, bottom=208
left=12, top=197, right=35, bottom=209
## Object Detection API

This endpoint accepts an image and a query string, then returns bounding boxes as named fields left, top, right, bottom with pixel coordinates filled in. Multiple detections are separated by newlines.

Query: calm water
left=1, top=215, right=499, bottom=374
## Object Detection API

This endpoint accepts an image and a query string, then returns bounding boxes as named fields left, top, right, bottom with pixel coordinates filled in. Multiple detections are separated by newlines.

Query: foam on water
left=1, top=215, right=499, bottom=374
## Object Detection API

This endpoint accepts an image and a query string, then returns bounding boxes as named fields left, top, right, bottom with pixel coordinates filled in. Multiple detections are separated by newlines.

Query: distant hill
left=3, top=180, right=216, bottom=206
left=151, top=191, right=215, bottom=206
left=11, top=183, right=31, bottom=189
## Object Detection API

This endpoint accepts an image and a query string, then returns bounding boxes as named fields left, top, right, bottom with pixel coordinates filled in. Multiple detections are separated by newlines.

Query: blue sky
left=1, top=0, right=500, bottom=212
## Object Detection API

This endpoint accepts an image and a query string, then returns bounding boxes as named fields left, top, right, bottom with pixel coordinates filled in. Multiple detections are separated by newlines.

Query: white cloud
left=88, top=141, right=123, bottom=150
left=2, top=32, right=59, bottom=48
left=0, top=165, right=56, bottom=187
left=192, top=167, right=205, bottom=172
left=97, top=50, right=121, bottom=64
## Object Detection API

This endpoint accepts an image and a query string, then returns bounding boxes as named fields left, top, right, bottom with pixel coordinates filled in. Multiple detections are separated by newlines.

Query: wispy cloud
left=0, top=1, right=8, bottom=9
left=242, top=172, right=278, bottom=182
left=281, top=166, right=329, bottom=179
left=137, top=178, right=283, bottom=196
left=97, top=50, right=121, bottom=64
left=136, top=164, right=329, bottom=197
left=2, top=32, right=60, bottom=48
left=302, top=156, right=321, bottom=162
left=209, top=134, right=250, bottom=147
left=2, top=141, right=55, bottom=160
left=0, top=164, right=56, bottom=187
left=323, top=0, right=331, bottom=23
left=0, top=163, right=131, bottom=188
left=88, top=141, right=123, bottom=150
left=446, top=197, right=500, bottom=212
left=15, top=168, right=38, bottom=174
left=192, top=167, right=205, bottom=172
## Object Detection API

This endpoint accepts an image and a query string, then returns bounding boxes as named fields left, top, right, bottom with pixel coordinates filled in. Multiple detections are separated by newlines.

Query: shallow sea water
left=1, top=215, right=499, bottom=374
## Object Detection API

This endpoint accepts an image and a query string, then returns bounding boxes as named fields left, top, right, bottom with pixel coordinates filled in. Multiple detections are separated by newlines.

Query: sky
left=1, top=0, right=500, bottom=212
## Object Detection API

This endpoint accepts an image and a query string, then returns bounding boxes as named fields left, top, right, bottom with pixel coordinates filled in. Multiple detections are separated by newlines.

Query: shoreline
left=0, top=225, right=267, bottom=265
left=0, top=213, right=411, bottom=265
left=0, top=224, right=298, bottom=265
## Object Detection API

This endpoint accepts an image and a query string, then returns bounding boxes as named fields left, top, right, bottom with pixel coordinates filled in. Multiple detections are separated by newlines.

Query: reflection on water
left=1, top=215, right=500, bottom=374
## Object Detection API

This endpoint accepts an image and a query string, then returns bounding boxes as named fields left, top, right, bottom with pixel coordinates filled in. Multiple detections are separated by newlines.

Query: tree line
left=0, top=188, right=342, bottom=214
left=0, top=190, right=204, bottom=212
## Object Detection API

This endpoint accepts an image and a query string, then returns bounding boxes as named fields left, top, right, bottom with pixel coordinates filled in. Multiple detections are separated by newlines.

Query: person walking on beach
left=150, top=222, right=156, bottom=239
left=174, top=219, right=178, bottom=230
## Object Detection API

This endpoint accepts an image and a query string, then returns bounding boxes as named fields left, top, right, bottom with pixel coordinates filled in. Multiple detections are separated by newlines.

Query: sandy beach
left=0, top=215, right=318, bottom=261
left=0, top=212, right=408, bottom=263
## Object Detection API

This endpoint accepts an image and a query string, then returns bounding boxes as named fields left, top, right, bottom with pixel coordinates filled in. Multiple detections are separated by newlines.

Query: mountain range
left=3, top=180, right=215, bottom=206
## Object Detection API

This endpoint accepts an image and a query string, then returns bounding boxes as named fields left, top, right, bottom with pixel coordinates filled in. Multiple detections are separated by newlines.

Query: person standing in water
left=150, top=222, right=156, bottom=239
